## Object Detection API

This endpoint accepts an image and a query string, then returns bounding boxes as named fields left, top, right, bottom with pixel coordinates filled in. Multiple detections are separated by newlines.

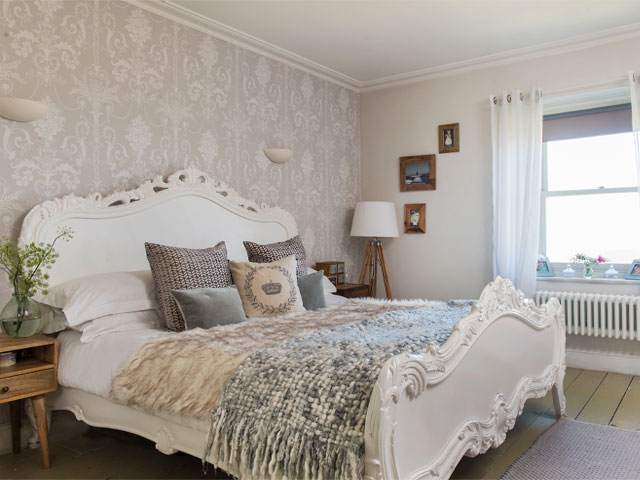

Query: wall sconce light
left=264, top=148, right=293, bottom=164
left=0, top=97, right=49, bottom=122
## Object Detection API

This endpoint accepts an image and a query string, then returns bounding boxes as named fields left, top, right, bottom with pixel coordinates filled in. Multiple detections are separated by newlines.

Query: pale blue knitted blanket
left=204, top=302, right=472, bottom=479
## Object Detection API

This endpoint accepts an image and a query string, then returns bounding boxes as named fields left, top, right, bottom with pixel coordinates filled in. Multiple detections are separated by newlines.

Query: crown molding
left=122, top=0, right=640, bottom=94
left=122, top=0, right=363, bottom=91
left=360, top=22, right=640, bottom=92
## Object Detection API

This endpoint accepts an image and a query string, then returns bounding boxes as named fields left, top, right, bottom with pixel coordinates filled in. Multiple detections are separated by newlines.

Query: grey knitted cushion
left=145, top=241, right=232, bottom=331
left=243, top=235, right=307, bottom=277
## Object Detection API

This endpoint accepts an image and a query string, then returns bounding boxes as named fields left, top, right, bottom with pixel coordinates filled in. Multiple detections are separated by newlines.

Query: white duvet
left=57, top=292, right=348, bottom=399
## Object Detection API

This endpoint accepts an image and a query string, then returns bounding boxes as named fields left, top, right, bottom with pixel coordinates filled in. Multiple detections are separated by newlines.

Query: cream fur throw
left=110, top=299, right=429, bottom=424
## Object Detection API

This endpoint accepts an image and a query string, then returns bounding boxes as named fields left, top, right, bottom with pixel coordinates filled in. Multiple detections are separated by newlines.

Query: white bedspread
left=57, top=294, right=348, bottom=399
left=57, top=328, right=165, bottom=398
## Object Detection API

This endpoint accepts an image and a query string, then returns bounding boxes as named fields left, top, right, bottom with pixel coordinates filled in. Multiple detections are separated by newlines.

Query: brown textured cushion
left=243, top=235, right=307, bottom=277
left=145, top=241, right=232, bottom=331
left=230, top=255, right=305, bottom=318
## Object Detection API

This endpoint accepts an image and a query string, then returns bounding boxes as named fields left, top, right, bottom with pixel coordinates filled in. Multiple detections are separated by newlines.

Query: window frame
left=540, top=137, right=639, bottom=275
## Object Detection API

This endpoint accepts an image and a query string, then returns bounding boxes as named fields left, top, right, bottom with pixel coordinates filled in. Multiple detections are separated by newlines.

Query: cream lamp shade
left=0, top=97, right=48, bottom=122
left=350, top=201, right=399, bottom=238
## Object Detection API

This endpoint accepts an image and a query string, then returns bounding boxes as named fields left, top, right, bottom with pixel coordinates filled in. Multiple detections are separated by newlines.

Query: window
left=541, top=104, right=640, bottom=266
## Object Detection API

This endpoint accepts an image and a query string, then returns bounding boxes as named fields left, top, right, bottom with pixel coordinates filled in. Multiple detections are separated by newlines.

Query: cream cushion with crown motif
left=229, top=255, right=305, bottom=318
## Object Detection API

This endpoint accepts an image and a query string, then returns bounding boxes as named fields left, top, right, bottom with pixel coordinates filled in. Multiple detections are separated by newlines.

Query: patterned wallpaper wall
left=0, top=0, right=361, bottom=307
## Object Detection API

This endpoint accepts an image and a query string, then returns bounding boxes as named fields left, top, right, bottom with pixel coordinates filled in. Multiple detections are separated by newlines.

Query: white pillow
left=38, top=271, right=158, bottom=326
left=306, top=267, right=337, bottom=293
left=73, top=310, right=162, bottom=343
left=36, top=302, right=68, bottom=334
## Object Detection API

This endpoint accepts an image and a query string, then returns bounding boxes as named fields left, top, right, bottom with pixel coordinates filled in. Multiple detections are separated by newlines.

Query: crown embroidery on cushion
left=261, top=281, right=282, bottom=295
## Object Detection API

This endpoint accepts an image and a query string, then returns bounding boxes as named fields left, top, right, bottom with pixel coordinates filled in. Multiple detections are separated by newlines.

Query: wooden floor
left=1, top=367, right=639, bottom=479
left=452, top=367, right=640, bottom=479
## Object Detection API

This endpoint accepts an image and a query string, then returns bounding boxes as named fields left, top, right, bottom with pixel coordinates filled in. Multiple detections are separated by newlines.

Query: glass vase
left=0, top=294, right=41, bottom=338
left=583, top=264, right=594, bottom=279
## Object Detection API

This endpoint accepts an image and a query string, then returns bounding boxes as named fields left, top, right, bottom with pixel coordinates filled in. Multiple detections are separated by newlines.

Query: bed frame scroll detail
left=364, top=277, right=566, bottom=480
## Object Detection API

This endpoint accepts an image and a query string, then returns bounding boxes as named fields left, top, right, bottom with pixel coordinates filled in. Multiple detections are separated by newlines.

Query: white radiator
left=535, top=291, right=640, bottom=340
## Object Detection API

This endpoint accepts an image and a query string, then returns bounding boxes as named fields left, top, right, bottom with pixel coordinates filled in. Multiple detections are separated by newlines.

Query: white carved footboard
left=363, top=277, right=566, bottom=480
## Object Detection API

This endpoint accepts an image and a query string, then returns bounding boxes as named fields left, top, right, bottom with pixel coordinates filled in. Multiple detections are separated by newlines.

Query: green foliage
left=0, top=227, right=73, bottom=298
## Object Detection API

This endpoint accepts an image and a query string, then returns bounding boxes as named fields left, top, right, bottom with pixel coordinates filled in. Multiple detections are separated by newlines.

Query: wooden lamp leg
left=376, top=242, right=393, bottom=299
left=370, top=241, right=378, bottom=297
left=31, top=395, right=50, bottom=469
left=359, top=242, right=373, bottom=285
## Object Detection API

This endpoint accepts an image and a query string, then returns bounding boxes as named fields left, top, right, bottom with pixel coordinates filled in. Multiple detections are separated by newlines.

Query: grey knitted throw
left=203, top=302, right=471, bottom=479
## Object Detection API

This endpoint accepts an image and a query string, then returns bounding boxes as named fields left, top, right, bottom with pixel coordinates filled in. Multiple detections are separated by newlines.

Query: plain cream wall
left=360, top=36, right=640, bottom=301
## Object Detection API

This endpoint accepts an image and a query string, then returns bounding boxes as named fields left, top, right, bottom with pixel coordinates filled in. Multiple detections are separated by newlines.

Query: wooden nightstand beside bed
left=0, top=334, right=58, bottom=468
left=334, top=282, right=370, bottom=298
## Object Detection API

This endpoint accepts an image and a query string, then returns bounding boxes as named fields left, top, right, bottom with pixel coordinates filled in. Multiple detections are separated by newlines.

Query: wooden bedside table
left=334, top=283, right=370, bottom=299
left=0, top=334, right=58, bottom=468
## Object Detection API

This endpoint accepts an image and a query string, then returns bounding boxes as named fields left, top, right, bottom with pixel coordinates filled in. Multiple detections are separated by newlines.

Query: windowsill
left=537, top=276, right=638, bottom=285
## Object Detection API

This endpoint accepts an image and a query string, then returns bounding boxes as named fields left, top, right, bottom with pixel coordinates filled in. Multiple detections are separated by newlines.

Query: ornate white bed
left=19, top=167, right=566, bottom=480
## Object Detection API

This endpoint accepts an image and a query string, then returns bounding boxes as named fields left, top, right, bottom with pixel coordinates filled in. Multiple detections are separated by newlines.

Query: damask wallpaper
left=0, top=0, right=361, bottom=309
left=0, top=0, right=360, bottom=435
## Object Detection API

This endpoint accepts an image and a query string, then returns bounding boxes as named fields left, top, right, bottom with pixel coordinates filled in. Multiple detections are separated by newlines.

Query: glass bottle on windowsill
left=583, top=263, right=594, bottom=279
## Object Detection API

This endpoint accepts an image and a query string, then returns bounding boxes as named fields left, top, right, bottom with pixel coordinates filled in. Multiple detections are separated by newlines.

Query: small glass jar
left=562, top=264, right=576, bottom=278
left=605, top=264, right=619, bottom=279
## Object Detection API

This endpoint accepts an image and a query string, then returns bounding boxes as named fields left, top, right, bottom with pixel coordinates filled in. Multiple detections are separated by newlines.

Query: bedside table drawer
left=334, top=283, right=370, bottom=298
left=0, top=369, right=55, bottom=402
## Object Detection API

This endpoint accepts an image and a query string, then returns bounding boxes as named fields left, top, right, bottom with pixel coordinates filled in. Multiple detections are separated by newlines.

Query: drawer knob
left=1, top=386, right=8, bottom=394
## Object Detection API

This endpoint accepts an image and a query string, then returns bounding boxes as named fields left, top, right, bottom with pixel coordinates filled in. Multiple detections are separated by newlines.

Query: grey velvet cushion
left=170, top=287, right=246, bottom=329
left=297, top=271, right=326, bottom=311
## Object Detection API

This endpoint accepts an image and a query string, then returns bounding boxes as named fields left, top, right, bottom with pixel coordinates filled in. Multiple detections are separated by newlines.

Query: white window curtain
left=490, top=87, right=543, bottom=297
left=629, top=72, right=640, bottom=199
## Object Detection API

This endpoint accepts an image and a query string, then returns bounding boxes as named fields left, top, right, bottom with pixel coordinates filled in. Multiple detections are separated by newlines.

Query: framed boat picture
left=399, top=154, right=436, bottom=191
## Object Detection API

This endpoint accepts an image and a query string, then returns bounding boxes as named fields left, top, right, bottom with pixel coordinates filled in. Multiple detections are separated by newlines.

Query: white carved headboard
left=19, top=167, right=297, bottom=286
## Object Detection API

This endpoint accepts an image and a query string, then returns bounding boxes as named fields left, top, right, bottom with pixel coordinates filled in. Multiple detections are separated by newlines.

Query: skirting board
left=567, top=348, right=640, bottom=376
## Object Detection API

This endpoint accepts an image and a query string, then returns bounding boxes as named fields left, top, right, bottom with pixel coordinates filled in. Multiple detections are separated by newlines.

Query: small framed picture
left=399, top=154, right=436, bottom=192
left=404, top=203, right=426, bottom=234
left=536, top=256, right=554, bottom=277
left=438, top=123, right=459, bottom=153
left=625, top=259, right=640, bottom=280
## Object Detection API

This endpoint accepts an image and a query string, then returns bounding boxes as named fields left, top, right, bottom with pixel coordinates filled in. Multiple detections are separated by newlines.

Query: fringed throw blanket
left=203, top=302, right=472, bottom=479
left=111, top=300, right=430, bottom=424
left=111, top=299, right=472, bottom=479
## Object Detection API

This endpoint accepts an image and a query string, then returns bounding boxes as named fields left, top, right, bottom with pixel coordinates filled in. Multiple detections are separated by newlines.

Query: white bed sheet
left=57, top=328, right=165, bottom=399
left=57, top=294, right=347, bottom=399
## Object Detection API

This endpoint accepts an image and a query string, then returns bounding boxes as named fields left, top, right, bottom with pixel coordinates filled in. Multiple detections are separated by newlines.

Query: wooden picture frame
left=404, top=203, right=426, bottom=233
left=399, top=154, right=436, bottom=192
left=438, top=123, right=459, bottom=153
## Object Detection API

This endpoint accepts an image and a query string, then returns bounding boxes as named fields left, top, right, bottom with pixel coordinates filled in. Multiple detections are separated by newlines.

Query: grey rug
left=500, top=419, right=640, bottom=480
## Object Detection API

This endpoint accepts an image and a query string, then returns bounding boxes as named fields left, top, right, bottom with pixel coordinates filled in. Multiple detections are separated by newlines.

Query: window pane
left=546, top=132, right=638, bottom=191
left=545, top=192, right=640, bottom=263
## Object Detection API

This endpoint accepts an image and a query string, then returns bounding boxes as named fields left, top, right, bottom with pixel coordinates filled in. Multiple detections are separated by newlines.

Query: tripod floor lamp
left=350, top=201, right=399, bottom=299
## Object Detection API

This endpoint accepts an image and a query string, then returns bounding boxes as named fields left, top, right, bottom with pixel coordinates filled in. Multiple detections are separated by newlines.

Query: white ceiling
left=144, top=0, right=640, bottom=90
